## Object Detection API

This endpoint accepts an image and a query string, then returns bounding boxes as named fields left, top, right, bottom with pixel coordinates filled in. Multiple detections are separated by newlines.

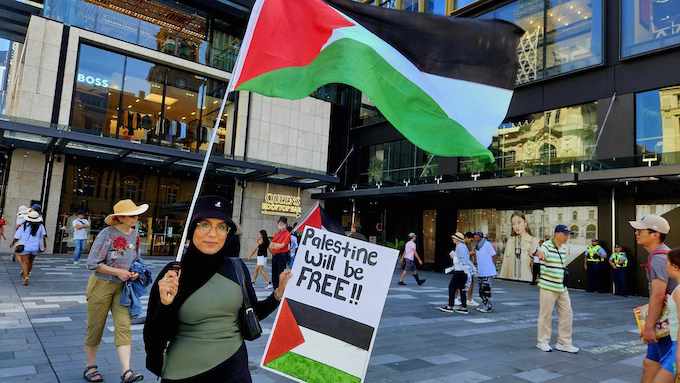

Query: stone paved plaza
left=0, top=255, right=647, bottom=383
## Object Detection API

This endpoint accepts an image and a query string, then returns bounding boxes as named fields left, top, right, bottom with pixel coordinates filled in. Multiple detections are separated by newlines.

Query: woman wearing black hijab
left=143, top=196, right=291, bottom=382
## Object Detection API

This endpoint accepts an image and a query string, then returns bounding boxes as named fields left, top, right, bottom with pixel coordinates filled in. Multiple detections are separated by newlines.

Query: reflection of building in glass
left=622, top=0, right=680, bottom=57
left=637, top=204, right=680, bottom=220
left=636, top=85, right=680, bottom=164
left=465, top=102, right=598, bottom=174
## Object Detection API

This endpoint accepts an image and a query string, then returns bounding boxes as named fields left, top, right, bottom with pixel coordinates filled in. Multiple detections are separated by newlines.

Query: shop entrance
left=56, top=156, right=234, bottom=256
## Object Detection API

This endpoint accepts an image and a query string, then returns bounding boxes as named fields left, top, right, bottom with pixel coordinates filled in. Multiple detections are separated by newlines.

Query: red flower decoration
left=112, top=236, right=128, bottom=251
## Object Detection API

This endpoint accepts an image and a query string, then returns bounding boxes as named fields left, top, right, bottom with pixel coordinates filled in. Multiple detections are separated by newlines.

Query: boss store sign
left=77, top=73, right=110, bottom=88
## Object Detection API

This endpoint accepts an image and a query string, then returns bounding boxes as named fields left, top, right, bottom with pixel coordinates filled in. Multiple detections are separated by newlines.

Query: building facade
left=0, top=0, right=337, bottom=258
left=319, top=0, right=680, bottom=296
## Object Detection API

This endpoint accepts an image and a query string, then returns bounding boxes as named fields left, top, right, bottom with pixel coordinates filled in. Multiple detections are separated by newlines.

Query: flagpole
left=174, top=85, right=233, bottom=262
left=173, top=0, right=265, bottom=263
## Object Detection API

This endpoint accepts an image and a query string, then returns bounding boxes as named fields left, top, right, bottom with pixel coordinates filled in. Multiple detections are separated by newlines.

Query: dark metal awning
left=0, top=0, right=42, bottom=43
left=0, top=115, right=338, bottom=189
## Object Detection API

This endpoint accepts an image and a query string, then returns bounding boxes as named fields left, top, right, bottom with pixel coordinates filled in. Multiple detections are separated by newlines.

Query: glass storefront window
left=636, top=85, right=680, bottom=164
left=71, top=44, right=228, bottom=152
left=57, top=157, right=235, bottom=256
left=404, top=0, right=420, bottom=12
left=44, top=0, right=241, bottom=72
left=120, top=58, right=165, bottom=143
left=622, top=0, right=680, bottom=58
left=70, top=44, right=125, bottom=137
left=0, top=39, right=12, bottom=113
left=425, top=0, right=448, bottom=14
left=456, top=0, right=478, bottom=8
left=363, top=140, right=438, bottom=184
left=460, top=101, right=599, bottom=176
left=479, top=0, right=602, bottom=85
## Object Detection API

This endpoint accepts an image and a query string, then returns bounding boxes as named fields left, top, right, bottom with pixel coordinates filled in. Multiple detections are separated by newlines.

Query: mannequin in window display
left=500, top=212, right=539, bottom=282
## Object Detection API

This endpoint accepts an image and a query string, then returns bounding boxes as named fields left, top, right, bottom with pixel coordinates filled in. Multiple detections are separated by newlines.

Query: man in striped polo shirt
left=536, top=225, right=579, bottom=354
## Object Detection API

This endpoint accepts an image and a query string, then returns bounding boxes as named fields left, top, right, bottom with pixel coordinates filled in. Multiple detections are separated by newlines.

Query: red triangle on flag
left=295, top=205, right=323, bottom=234
left=263, top=299, right=305, bottom=365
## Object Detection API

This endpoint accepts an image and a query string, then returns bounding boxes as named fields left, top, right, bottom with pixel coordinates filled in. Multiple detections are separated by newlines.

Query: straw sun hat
left=25, top=211, right=43, bottom=223
left=105, top=199, right=149, bottom=225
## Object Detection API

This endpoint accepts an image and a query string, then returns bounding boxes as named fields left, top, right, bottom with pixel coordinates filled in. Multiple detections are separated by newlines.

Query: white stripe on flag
left=291, top=327, right=368, bottom=378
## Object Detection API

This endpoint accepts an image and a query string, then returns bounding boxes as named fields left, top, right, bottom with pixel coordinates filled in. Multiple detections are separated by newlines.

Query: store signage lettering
left=261, top=192, right=301, bottom=217
left=77, top=73, right=110, bottom=88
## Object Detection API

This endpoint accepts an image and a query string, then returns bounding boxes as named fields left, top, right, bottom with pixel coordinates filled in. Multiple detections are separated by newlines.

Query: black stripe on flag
left=287, top=298, right=374, bottom=351
left=325, top=0, right=524, bottom=90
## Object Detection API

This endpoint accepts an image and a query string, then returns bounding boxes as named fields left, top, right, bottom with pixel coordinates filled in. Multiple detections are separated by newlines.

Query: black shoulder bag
left=229, top=258, right=263, bottom=341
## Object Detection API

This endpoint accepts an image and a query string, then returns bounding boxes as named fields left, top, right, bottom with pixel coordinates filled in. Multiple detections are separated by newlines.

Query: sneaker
left=438, top=305, right=454, bottom=313
left=476, top=306, right=493, bottom=313
left=536, top=343, right=552, bottom=352
left=554, top=343, right=579, bottom=354
left=454, top=298, right=462, bottom=306
left=468, top=299, right=480, bottom=307
left=266, top=284, right=273, bottom=290
left=417, top=279, right=426, bottom=286
left=454, top=307, right=469, bottom=315
left=398, top=281, right=407, bottom=286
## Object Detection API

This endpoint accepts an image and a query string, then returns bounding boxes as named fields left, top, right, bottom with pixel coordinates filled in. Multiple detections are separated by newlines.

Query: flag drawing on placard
left=263, top=299, right=373, bottom=383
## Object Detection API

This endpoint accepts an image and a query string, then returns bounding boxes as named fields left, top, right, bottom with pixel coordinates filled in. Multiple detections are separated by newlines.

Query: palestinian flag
left=262, top=298, right=374, bottom=383
left=293, top=202, right=344, bottom=235
left=230, top=0, right=523, bottom=159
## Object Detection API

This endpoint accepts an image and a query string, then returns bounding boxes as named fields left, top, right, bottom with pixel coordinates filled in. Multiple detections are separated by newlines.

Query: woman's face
left=511, top=216, right=527, bottom=235
left=193, top=218, right=229, bottom=255
left=118, top=215, right=139, bottom=228
left=257, top=231, right=263, bottom=241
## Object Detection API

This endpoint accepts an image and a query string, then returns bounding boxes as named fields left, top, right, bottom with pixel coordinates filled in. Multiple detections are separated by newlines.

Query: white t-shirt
left=404, top=240, right=416, bottom=261
left=451, top=243, right=471, bottom=271
left=476, top=239, right=497, bottom=277
left=72, top=218, right=90, bottom=240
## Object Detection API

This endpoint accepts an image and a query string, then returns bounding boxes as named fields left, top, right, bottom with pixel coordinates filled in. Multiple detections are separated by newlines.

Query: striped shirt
left=538, top=240, right=566, bottom=293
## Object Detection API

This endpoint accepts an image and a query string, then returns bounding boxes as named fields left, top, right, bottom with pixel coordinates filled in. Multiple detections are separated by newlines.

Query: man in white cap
left=398, top=232, right=425, bottom=286
left=630, top=215, right=675, bottom=383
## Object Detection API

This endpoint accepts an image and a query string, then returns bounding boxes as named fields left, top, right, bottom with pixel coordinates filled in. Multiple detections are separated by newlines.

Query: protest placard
left=261, top=227, right=398, bottom=383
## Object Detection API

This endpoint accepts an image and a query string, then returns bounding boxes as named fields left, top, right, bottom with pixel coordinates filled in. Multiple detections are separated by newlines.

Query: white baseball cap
left=629, top=215, right=670, bottom=234
left=408, top=232, right=416, bottom=238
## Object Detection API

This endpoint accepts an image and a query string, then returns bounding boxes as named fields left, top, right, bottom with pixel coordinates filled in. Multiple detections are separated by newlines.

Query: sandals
left=121, top=369, right=143, bottom=383
left=83, top=365, right=103, bottom=382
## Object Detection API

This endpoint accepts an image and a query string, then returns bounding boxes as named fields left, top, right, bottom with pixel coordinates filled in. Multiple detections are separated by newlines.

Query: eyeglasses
left=196, top=221, right=230, bottom=235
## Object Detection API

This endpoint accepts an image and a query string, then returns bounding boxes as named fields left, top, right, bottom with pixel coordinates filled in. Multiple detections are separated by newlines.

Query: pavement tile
left=420, top=353, right=467, bottom=365
left=513, top=368, right=562, bottom=382
left=0, top=365, right=37, bottom=378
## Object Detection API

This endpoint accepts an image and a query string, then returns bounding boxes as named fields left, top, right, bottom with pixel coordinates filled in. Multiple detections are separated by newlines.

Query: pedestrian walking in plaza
left=465, top=232, right=479, bottom=307
left=287, top=224, right=298, bottom=268
left=536, top=225, right=579, bottom=354
left=474, top=232, right=496, bottom=313
left=14, top=210, right=47, bottom=286
left=440, top=232, right=471, bottom=314
left=660, top=248, right=680, bottom=383
left=72, top=209, right=90, bottom=264
left=584, top=239, right=608, bottom=293
left=249, top=229, right=271, bottom=289
left=609, top=244, right=628, bottom=296
left=11, top=205, right=29, bottom=262
left=83, top=199, right=148, bottom=383
left=531, top=239, right=545, bottom=285
left=630, top=215, right=676, bottom=383
left=0, top=214, right=7, bottom=241
left=269, top=216, right=291, bottom=289
left=144, top=196, right=291, bottom=383
left=398, top=232, right=426, bottom=286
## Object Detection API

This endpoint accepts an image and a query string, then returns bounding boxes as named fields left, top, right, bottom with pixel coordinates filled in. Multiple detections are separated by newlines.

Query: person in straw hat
left=10, top=205, right=30, bottom=262
left=439, top=232, right=472, bottom=314
left=83, top=199, right=148, bottom=383
left=14, top=210, right=47, bottom=286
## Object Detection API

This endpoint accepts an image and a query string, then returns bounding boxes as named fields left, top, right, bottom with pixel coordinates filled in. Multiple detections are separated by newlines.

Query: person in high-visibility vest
left=609, top=244, right=628, bottom=296
left=583, top=239, right=607, bottom=293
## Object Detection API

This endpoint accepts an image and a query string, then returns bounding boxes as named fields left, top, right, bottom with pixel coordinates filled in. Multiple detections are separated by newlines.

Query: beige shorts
left=85, top=275, right=131, bottom=347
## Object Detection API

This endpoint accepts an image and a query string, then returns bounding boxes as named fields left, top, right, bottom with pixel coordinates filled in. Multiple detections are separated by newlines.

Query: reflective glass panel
left=636, top=86, right=680, bottom=164
left=544, top=0, right=602, bottom=77
left=425, top=0, right=447, bottom=14
left=622, top=0, right=680, bottom=57
left=120, top=57, right=165, bottom=143
left=162, top=69, right=205, bottom=151
left=403, top=0, right=419, bottom=12
left=71, top=45, right=125, bottom=137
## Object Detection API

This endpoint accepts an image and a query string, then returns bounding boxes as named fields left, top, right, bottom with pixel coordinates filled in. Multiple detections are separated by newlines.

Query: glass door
left=422, top=209, right=437, bottom=264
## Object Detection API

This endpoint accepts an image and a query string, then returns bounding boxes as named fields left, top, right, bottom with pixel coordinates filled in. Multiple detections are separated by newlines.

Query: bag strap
left=229, top=258, right=253, bottom=309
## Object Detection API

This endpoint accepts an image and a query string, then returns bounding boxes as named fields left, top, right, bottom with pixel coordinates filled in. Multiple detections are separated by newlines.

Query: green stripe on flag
left=238, top=37, right=492, bottom=159
left=266, top=351, right=362, bottom=383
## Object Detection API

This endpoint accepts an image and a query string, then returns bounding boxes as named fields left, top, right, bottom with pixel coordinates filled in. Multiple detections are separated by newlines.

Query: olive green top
left=162, top=273, right=244, bottom=380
